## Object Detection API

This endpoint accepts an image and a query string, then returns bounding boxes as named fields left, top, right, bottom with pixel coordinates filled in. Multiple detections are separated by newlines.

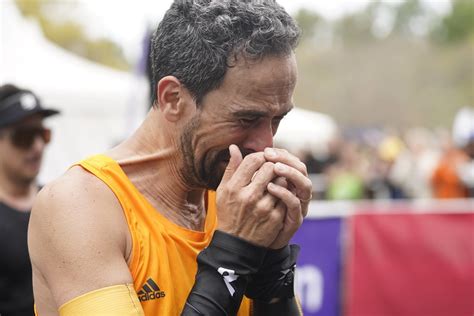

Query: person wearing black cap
left=0, top=84, right=59, bottom=316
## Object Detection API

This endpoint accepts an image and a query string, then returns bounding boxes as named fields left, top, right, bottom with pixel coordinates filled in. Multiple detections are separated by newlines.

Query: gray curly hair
left=150, top=0, right=300, bottom=105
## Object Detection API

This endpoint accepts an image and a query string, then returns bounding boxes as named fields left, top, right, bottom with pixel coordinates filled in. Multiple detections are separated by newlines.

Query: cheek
left=0, top=142, right=16, bottom=159
left=193, top=122, right=247, bottom=152
left=0, top=146, right=25, bottom=169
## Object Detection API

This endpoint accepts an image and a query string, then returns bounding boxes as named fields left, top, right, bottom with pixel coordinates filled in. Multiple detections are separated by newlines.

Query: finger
left=274, top=199, right=287, bottom=217
left=253, top=191, right=281, bottom=217
left=273, top=162, right=313, bottom=201
left=248, top=162, right=276, bottom=191
left=264, top=147, right=308, bottom=176
left=267, top=182, right=303, bottom=226
left=228, top=152, right=267, bottom=187
left=220, top=144, right=243, bottom=185
left=272, top=176, right=288, bottom=190
left=271, top=177, right=288, bottom=206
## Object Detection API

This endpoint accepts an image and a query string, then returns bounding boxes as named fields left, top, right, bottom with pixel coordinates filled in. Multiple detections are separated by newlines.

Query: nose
left=242, top=121, right=274, bottom=153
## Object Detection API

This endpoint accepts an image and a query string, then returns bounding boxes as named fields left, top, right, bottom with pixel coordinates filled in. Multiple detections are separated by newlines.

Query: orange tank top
left=78, top=155, right=251, bottom=315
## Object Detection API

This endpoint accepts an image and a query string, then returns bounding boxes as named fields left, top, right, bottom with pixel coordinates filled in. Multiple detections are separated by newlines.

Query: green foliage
left=391, top=0, right=425, bottom=36
left=14, top=0, right=131, bottom=71
left=432, top=0, right=474, bottom=43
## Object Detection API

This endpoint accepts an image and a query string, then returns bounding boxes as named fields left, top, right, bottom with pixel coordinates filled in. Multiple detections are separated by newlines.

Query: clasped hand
left=216, top=145, right=312, bottom=249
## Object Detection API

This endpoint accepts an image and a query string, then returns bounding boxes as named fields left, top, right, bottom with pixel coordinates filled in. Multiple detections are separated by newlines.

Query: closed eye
left=239, top=117, right=259, bottom=127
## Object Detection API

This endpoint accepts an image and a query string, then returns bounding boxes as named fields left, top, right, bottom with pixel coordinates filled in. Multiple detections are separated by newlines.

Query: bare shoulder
left=29, top=166, right=133, bottom=310
left=32, top=165, right=120, bottom=220
left=30, top=166, right=126, bottom=249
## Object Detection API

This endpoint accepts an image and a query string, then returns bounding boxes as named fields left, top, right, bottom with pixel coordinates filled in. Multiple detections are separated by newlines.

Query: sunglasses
left=7, top=127, right=52, bottom=149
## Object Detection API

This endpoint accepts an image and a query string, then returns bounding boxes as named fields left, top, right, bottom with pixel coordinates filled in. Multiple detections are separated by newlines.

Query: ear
left=156, top=76, right=195, bottom=122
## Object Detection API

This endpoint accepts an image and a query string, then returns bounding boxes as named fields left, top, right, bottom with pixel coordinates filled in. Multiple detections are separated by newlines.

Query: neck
left=108, top=110, right=207, bottom=231
left=0, top=171, right=38, bottom=211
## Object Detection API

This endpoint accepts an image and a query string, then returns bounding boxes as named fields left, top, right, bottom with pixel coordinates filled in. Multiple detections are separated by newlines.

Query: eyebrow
left=233, top=105, right=294, bottom=118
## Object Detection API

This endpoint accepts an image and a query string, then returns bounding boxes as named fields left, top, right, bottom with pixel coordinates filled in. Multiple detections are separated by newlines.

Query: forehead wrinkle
left=228, top=82, right=295, bottom=118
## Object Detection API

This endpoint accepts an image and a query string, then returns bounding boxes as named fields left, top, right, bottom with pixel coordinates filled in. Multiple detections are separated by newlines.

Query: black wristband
left=182, top=230, right=267, bottom=315
left=199, top=230, right=268, bottom=275
left=245, top=244, right=300, bottom=303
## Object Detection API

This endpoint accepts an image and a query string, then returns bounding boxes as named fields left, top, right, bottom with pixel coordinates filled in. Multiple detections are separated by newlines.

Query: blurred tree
left=15, top=0, right=131, bottom=70
left=333, top=1, right=384, bottom=46
left=293, top=0, right=473, bottom=128
left=432, top=0, right=474, bottom=43
left=391, top=0, right=426, bottom=36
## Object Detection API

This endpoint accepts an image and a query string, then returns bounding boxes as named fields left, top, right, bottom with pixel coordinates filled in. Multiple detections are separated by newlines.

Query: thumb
left=220, top=144, right=243, bottom=184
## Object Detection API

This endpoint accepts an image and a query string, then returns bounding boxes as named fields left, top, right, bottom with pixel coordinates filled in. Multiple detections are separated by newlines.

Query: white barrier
left=306, top=198, right=474, bottom=218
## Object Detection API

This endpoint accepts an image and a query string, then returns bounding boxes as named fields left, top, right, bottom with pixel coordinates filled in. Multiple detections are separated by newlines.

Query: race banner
left=292, top=218, right=343, bottom=316
left=345, top=213, right=474, bottom=316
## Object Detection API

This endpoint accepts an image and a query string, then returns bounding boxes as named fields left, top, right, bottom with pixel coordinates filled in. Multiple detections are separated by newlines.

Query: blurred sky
left=72, top=0, right=451, bottom=62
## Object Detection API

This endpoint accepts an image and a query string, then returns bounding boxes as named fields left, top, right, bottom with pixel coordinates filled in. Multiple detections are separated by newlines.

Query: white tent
left=274, top=107, right=338, bottom=156
left=1, top=2, right=149, bottom=183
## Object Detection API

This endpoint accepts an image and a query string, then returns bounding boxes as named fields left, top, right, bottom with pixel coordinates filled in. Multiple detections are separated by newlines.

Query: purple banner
left=292, top=218, right=343, bottom=316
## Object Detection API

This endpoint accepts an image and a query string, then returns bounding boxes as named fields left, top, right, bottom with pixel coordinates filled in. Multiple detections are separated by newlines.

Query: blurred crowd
left=296, top=107, right=474, bottom=200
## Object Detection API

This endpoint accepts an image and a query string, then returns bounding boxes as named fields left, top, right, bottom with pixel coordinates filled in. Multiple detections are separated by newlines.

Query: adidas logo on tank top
left=137, top=278, right=166, bottom=302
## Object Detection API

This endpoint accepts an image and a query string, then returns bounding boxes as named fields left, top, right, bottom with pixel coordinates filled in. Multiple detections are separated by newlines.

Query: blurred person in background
left=389, top=128, right=440, bottom=199
left=432, top=107, right=474, bottom=198
left=366, top=133, right=406, bottom=199
left=28, top=1, right=309, bottom=315
left=452, top=107, right=474, bottom=196
left=0, top=84, right=59, bottom=316
left=325, top=141, right=366, bottom=200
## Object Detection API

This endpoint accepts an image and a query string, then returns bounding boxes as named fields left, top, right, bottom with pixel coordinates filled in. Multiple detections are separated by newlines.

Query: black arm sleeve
left=182, top=230, right=267, bottom=316
left=245, top=244, right=300, bottom=302
left=245, top=244, right=301, bottom=316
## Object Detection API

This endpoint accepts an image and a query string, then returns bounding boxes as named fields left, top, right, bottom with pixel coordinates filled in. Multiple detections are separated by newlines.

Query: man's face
left=180, top=54, right=297, bottom=190
left=0, top=115, right=50, bottom=185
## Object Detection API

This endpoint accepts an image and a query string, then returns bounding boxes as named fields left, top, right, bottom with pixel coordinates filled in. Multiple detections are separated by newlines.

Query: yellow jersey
left=77, top=154, right=251, bottom=315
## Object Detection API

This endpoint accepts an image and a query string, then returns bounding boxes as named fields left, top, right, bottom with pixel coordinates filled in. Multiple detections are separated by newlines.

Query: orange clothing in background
left=78, top=155, right=251, bottom=316
left=431, top=149, right=469, bottom=198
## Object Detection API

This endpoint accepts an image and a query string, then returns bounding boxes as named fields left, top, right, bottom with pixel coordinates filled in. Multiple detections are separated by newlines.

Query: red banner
left=345, top=213, right=474, bottom=316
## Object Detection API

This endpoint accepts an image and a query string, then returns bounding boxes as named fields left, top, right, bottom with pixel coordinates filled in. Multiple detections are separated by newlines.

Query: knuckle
left=262, top=161, right=275, bottom=171
left=254, top=205, right=268, bottom=217
left=269, top=210, right=284, bottom=223
left=246, top=152, right=265, bottom=164
left=240, top=189, right=256, bottom=205
left=257, top=197, right=273, bottom=211
left=290, top=195, right=301, bottom=209
left=216, top=186, right=228, bottom=199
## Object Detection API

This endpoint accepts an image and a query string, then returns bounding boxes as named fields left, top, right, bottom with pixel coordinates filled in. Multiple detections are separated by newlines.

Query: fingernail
left=265, top=147, right=277, bottom=158
left=275, top=162, right=287, bottom=172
